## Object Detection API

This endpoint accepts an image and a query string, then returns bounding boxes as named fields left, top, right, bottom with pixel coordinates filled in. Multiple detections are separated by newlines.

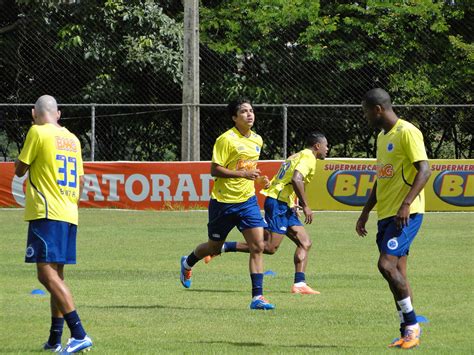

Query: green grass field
left=1, top=210, right=473, bottom=354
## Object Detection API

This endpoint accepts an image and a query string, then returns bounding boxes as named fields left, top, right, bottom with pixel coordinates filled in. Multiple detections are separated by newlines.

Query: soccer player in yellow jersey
left=15, top=95, right=92, bottom=353
left=356, top=89, right=431, bottom=350
left=206, top=132, right=328, bottom=295
left=180, top=98, right=275, bottom=310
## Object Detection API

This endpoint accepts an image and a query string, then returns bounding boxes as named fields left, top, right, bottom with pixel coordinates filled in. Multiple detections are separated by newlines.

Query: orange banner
left=0, top=161, right=281, bottom=210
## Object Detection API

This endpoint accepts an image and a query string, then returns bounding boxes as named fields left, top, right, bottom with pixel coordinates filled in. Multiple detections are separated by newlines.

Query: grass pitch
left=1, top=210, right=473, bottom=354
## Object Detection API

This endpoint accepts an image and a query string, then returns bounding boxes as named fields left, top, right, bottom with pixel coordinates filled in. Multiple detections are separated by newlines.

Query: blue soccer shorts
left=376, top=213, right=423, bottom=257
left=208, top=195, right=267, bottom=241
left=25, top=219, right=77, bottom=264
left=264, top=197, right=303, bottom=235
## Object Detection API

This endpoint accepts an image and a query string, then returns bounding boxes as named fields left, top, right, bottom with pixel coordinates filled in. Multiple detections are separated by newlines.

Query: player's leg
left=388, top=255, right=413, bottom=346
left=286, top=226, right=320, bottom=294
left=242, top=227, right=274, bottom=310
left=27, top=219, right=91, bottom=352
left=238, top=196, right=274, bottom=310
left=37, top=263, right=91, bottom=351
left=39, top=262, right=67, bottom=351
left=377, top=214, right=423, bottom=349
left=45, top=264, right=65, bottom=351
left=180, top=198, right=234, bottom=288
left=203, top=229, right=284, bottom=264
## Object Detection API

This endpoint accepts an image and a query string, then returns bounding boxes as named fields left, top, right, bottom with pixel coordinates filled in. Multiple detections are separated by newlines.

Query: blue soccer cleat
left=60, top=335, right=92, bottom=353
left=43, top=342, right=62, bottom=352
left=250, top=296, right=275, bottom=310
left=180, top=256, right=192, bottom=288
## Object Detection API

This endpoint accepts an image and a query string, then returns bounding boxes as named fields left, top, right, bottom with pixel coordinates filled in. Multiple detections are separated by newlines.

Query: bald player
left=356, top=88, right=431, bottom=349
left=15, top=95, right=92, bottom=353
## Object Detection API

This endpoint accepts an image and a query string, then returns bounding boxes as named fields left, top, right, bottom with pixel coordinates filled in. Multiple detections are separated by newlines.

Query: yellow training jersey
left=376, top=119, right=428, bottom=220
left=18, top=123, right=84, bottom=225
left=211, top=127, right=263, bottom=203
left=262, top=148, right=316, bottom=207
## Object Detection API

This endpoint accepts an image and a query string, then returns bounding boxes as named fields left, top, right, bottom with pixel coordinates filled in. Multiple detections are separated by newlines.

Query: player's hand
left=356, top=213, right=369, bottom=237
left=303, top=206, right=313, bottom=224
left=255, top=175, right=270, bottom=188
left=241, top=169, right=261, bottom=180
left=395, top=203, right=410, bottom=229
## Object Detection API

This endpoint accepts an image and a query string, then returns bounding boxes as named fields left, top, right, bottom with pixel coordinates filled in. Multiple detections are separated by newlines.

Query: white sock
left=397, top=297, right=414, bottom=314
left=183, top=259, right=192, bottom=270
left=398, top=310, right=405, bottom=323
left=406, top=323, right=419, bottom=331
left=252, top=295, right=263, bottom=301
left=294, top=282, right=306, bottom=287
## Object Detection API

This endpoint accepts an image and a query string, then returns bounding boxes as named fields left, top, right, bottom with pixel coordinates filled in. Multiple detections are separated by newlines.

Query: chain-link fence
left=1, top=2, right=472, bottom=161
left=1, top=103, right=472, bottom=162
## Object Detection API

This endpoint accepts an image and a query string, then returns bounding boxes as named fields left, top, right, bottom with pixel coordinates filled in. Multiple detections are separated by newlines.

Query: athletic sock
left=250, top=273, right=264, bottom=297
left=185, top=251, right=199, bottom=269
left=397, top=297, right=417, bottom=326
left=47, top=317, right=64, bottom=345
left=223, top=242, right=237, bottom=252
left=398, top=310, right=406, bottom=336
left=294, top=272, right=305, bottom=284
left=64, top=310, right=86, bottom=340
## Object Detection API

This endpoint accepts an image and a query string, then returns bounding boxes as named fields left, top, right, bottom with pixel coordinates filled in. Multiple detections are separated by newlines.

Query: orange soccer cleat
left=388, top=337, right=404, bottom=348
left=291, top=284, right=321, bottom=295
left=400, top=325, right=421, bottom=349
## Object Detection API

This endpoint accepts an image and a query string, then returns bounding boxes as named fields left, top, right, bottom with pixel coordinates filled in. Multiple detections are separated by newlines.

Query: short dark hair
left=363, top=88, right=392, bottom=109
left=306, top=131, right=326, bottom=147
left=227, top=97, right=252, bottom=118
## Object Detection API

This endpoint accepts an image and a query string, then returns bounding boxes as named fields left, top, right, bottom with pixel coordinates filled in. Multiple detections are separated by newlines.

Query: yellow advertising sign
left=307, top=159, right=474, bottom=211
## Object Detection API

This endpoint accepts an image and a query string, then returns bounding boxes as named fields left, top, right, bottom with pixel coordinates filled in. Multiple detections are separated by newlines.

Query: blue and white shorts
left=264, top=197, right=303, bottom=235
left=25, top=219, right=77, bottom=264
left=376, top=213, right=423, bottom=257
left=208, top=195, right=267, bottom=241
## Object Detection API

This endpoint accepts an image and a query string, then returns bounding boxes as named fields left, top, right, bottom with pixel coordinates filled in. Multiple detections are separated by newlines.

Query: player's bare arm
left=395, top=160, right=431, bottom=229
left=15, top=159, right=30, bottom=177
left=210, top=162, right=261, bottom=180
left=356, top=181, right=377, bottom=237
left=291, top=170, right=313, bottom=224
left=79, top=176, right=85, bottom=204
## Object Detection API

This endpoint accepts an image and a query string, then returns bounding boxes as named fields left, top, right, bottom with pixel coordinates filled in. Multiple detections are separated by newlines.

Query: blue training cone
left=263, top=270, right=276, bottom=277
left=416, top=315, right=429, bottom=323
left=30, top=289, right=46, bottom=296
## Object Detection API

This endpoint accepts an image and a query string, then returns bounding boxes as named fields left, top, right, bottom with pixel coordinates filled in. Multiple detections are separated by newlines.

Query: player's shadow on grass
left=186, top=288, right=243, bottom=294
left=84, top=304, right=242, bottom=312
left=195, top=340, right=342, bottom=349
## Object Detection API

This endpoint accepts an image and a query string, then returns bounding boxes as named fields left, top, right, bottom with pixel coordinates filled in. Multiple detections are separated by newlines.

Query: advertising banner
left=306, top=159, right=474, bottom=211
left=0, top=161, right=280, bottom=210
left=0, top=159, right=472, bottom=211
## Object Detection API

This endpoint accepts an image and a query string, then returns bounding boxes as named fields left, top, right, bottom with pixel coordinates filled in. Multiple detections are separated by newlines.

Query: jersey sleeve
left=211, top=136, right=231, bottom=167
left=401, top=127, right=428, bottom=163
left=18, top=126, right=41, bottom=165
left=293, top=153, right=313, bottom=178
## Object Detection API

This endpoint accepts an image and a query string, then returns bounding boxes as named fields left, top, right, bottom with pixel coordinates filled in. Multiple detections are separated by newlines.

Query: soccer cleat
left=43, top=342, right=62, bottom=352
left=180, top=256, right=192, bottom=288
left=249, top=296, right=275, bottom=310
left=291, top=284, right=321, bottom=295
left=388, top=338, right=404, bottom=348
left=400, top=325, right=421, bottom=349
left=60, top=335, right=92, bottom=353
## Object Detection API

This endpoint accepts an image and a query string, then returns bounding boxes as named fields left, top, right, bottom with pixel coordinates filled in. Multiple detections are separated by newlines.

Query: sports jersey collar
left=232, top=126, right=252, bottom=138
left=382, top=118, right=402, bottom=135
